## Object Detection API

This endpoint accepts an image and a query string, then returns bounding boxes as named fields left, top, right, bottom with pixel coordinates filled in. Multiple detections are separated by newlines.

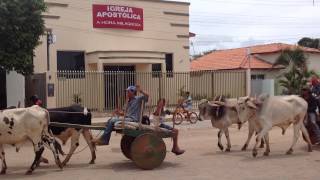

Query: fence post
left=246, top=69, right=251, bottom=96
left=211, top=71, right=215, bottom=98
left=158, top=72, right=162, bottom=100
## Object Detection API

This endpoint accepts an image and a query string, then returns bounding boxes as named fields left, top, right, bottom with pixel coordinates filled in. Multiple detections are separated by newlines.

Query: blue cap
left=126, top=86, right=137, bottom=92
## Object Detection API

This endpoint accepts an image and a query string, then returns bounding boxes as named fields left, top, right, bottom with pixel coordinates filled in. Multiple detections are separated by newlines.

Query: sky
left=169, top=0, right=320, bottom=54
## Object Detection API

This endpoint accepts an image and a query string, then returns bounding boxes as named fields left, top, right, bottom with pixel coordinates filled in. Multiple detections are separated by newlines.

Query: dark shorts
left=159, top=123, right=173, bottom=130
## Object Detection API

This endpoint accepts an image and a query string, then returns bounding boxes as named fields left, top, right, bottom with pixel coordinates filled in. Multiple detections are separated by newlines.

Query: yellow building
left=32, top=0, right=190, bottom=108
left=34, top=0, right=190, bottom=73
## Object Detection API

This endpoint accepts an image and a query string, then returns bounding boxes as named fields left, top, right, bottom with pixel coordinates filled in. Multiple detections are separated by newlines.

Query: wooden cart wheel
left=131, top=133, right=166, bottom=170
left=120, top=135, right=135, bottom=160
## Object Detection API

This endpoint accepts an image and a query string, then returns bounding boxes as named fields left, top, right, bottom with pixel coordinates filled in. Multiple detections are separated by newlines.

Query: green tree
left=275, top=48, right=315, bottom=94
left=0, top=0, right=46, bottom=75
left=298, top=37, right=320, bottom=49
left=274, top=48, right=308, bottom=71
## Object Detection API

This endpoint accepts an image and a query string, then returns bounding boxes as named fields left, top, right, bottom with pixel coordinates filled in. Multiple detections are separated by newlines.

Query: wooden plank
left=121, top=129, right=173, bottom=138
left=49, top=122, right=105, bottom=130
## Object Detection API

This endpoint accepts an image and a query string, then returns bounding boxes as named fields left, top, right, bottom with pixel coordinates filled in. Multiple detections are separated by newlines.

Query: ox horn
left=211, top=101, right=226, bottom=106
left=210, top=101, right=236, bottom=108
left=246, top=100, right=258, bottom=109
left=208, top=102, right=220, bottom=107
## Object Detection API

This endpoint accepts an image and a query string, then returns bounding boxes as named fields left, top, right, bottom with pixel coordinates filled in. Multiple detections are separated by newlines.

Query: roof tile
left=191, top=43, right=320, bottom=71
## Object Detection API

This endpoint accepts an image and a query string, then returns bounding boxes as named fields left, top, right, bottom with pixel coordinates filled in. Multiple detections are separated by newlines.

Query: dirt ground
left=1, top=120, right=320, bottom=180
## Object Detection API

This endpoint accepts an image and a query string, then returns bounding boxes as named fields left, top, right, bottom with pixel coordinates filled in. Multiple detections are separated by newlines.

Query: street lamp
left=46, top=31, right=56, bottom=71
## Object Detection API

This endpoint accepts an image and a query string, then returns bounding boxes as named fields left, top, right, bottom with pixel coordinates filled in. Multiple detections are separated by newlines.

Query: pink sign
left=92, top=4, right=144, bottom=31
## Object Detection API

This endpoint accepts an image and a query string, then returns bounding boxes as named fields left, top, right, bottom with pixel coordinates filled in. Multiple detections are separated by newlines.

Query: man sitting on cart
left=153, top=98, right=185, bottom=155
left=92, top=85, right=149, bottom=146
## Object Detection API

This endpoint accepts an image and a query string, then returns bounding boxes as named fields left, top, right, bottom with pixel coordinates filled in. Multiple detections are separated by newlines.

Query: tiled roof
left=191, top=43, right=320, bottom=71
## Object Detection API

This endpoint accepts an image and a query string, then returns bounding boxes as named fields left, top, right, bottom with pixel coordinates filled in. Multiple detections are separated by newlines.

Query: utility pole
left=47, top=30, right=56, bottom=71
left=47, top=31, right=52, bottom=71
left=246, top=48, right=251, bottom=96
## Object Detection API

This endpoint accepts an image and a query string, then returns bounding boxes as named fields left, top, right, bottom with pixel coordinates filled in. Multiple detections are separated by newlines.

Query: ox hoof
left=0, top=170, right=6, bottom=175
left=218, top=143, right=224, bottom=151
left=263, top=152, right=269, bottom=156
left=286, top=149, right=293, bottom=155
left=61, top=161, right=68, bottom=167
left=252, top=150, right=258, bottom=157
left=241, top=144, right=248, bottom=151
left=25, top=170, right=33, bottom=175
left=225, top=148, right=231, bottom=152
left=308, top=145, right=312, bottom=152
left=89, top=160, right=95, bottom=164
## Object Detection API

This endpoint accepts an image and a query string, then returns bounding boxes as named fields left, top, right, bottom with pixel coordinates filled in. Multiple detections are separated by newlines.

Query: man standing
left=301, top=87, right=320, bottom=144
left=92, top=85, right=149, bottom=145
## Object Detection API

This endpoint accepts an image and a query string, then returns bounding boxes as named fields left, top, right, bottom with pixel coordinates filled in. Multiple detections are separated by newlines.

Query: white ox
left=237, top=95, right=312, bottom=157
left=198, top=96, right=262, bottom=151
left=0, top=106, right=62, bottom=175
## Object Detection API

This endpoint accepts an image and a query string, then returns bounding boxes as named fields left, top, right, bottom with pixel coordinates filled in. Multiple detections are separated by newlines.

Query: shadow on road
left=92, top=160, right=180, bottom=172
left=0, top=164, right=62, bottom=179
left=0, top=171, right=48, bottom=179
left=240, top=152, right=309, bottom=162
left=201, top=149, right=310, bottom=161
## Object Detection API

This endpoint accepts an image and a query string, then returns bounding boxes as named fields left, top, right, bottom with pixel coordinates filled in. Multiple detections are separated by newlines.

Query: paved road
left=1, top=120, right=320, bottom=180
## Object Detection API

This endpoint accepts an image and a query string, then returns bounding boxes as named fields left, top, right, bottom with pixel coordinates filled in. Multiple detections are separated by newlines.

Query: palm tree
left=278, top=67, right=315, bottom=95
left=274, top=48, right=307, bottom=72
left=275, top=48, right=314, bottom=95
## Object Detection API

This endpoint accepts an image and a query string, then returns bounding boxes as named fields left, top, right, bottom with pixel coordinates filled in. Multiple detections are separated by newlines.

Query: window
left=165, top=53, right=173, bottom=77
left=152, top=63, right=162, bottom=78
left=257, top=74, right=265, bottom=80
left=251, top=74, right=265, bottom=80
left=57, top=51, right=85, bottom=78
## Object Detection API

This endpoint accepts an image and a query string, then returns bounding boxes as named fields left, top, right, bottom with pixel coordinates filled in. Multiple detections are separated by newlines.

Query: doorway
left=104, top=65, right=135, bottom=110
left=0, top=70, right=7, bottom=110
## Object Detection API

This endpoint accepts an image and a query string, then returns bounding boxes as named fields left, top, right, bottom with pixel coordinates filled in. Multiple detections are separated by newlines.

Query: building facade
left=34, top=0, right=190, bottom=74
left=32, top=0, right=190, bottom=108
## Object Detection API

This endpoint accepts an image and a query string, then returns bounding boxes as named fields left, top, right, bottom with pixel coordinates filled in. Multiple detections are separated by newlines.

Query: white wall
left=6, top=71, right=25, bottom=107
left=251, top=79, right=274, bottom=96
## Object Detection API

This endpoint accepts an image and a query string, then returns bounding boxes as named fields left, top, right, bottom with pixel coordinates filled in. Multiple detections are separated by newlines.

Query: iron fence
left=55, top=70, right=247, bottom=112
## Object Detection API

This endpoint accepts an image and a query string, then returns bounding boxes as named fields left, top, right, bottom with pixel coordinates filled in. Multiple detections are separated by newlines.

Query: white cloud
left=178, top=0, right=320, bottom=54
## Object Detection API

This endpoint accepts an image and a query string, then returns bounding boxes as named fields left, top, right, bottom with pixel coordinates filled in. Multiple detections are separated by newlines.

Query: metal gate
left=104, top=66, right=135, bottom=110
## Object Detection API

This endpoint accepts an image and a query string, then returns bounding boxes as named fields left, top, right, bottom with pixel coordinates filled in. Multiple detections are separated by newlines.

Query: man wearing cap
left=92, top=85, right=149, bottom=145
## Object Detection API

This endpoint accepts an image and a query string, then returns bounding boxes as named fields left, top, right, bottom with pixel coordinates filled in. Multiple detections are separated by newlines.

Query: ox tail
left=84, top=107, right=88, bottom=115
left=43, top=109, right=65, bottom=156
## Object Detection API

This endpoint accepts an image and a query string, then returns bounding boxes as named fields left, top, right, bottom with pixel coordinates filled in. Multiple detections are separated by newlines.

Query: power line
left=193, top=0, right=318, bottom=7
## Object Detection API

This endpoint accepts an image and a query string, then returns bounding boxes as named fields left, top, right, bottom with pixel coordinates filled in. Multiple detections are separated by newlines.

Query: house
left=28, top=0, right=191, bottom=108
left=191, top=43, right=320, bottom=95
left=0, top=71, right=25, bottom=110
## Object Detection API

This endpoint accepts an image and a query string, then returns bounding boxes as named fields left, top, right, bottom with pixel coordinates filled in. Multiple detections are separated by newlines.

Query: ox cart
left=49, top=108, right=173, bottom=170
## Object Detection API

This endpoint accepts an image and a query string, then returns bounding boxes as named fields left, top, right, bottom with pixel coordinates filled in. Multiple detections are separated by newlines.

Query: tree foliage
left=298, top=37, right=320, bottom=49
left=275, top=48, right=315, bottom=95
left=0, top=0, right=46, bottom=75
left=192, top=49, right=216, bottom=60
